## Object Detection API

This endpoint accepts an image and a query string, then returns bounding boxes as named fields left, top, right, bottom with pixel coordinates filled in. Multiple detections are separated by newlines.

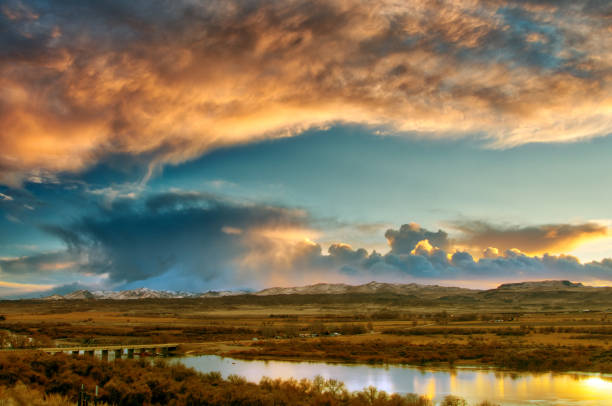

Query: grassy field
left=1, top=294, right=612, bottom=372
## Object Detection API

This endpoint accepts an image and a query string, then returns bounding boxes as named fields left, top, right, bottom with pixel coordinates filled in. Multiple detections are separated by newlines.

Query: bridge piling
left=34, top=343, right=178, bottom=358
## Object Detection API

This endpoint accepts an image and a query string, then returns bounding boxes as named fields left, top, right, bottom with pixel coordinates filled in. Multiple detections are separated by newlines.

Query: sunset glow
left=0, top=0, right=611, bottom=297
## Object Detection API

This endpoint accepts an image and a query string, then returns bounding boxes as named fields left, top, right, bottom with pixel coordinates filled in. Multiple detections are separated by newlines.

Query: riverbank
left=178, top=333, right=612, bottom=373
left=0, top=352, right=484, bottom=406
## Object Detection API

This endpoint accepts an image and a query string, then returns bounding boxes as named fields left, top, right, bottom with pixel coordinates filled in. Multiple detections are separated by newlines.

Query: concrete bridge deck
left=39, top=343, right=179, bottom=353
left=1, top=343, right=181, bottom=359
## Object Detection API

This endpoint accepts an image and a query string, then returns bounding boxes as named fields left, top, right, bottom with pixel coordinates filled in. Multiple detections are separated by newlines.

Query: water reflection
left=174, top=355, right=612, bottom=405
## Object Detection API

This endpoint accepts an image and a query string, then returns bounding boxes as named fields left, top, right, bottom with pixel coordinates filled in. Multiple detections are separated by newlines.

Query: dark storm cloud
left=1, top=0, right=610, bottom=185
left=42, top=192, right=309, bottom=284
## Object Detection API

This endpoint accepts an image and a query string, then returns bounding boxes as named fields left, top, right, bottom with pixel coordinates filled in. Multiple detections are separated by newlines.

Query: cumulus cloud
left=385, top=223, right=450, bottom=254
left=322, top=225, right=612, bottom=284
left=1, top=0, right=610, bottom=185
left=449, top=220, right=608, bottom=254
left=19, top=197, right=609, bottom=291
left=233, top=222, right=612, bottom=284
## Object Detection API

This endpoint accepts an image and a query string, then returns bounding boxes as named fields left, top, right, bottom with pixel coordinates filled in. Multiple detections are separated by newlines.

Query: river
left=172, top=355, right=612, bottom=405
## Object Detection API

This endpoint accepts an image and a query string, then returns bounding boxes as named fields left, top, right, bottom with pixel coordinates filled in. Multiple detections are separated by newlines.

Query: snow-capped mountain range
left=42, top=287, right=249, bottom=300
left=38, top=280, right=595, bottom=301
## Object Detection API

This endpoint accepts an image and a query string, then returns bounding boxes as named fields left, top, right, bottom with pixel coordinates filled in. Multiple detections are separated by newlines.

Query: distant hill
left=40, top=287, right=250, bottom=300
left=496, top=280, right=584, bottom=290
left=39, top=280, right=609, bottom=301
left=62, top=290, right=96, bottom=300
left=91, top=287, right=195, bottom=300
left=32, top=280, right=612, bottom=311
left=255, top=281, right=475, bottom=297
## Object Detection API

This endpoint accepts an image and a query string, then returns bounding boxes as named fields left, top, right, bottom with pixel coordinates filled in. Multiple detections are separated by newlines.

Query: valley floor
left=1, top=294, right=612, bottom=373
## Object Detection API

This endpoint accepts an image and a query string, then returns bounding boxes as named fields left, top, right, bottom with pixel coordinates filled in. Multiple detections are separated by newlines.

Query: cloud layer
left=1, top=0, right=611, bottom=185
left=449, top=220, right=608, bottom=255
left=3, top=191, right=611, bottom=294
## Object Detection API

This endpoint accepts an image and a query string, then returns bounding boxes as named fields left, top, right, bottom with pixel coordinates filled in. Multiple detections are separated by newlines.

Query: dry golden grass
left=1, top=296, right=611, bottom=372
left=0, top=383, right=84, bottom=406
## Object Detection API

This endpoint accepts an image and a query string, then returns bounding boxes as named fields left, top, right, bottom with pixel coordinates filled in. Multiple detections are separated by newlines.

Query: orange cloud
left=0, top=280, right=51, bottom=289
left=1, top=0, right=610, bottom=185
left=0, top=280, right=54, bottom=295
left=39, top=261, right=77, bottom=271
left=239, top=226, right=321, bottom=266
left=450, top=221, right=609, bottom=255
left=410, top=239, right=436, bottom=256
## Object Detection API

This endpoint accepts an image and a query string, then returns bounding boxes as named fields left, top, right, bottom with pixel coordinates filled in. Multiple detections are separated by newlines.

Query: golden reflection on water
left=444, top=371, right=612, bottom=404
left=404, top=372, right=612, bottom=404
left=582, top=376, right=612, bottom=396
left=449, top=372, right=457, bottom=395
left=425, top=377, right=436, bottom=400
left=496, top=375, right=504, bottom=398
left=177, top=355, right=612, bottom=405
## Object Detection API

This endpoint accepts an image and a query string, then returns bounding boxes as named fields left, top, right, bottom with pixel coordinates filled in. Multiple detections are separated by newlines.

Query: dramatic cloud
left=449, top=221, right=609, bottom=255
left=1, top=0, right=610, bottom=185
left=40, top=192, right=314, bottom=289
left=385, top=223, right=450, bottom=254
left=0, top=250, right=79, bottom=275
left=0, top=280, right=54, bottom=298
left=0, top=280, right=98, bottom=299
left=0, top=250, right=98, bottom=297
left=8, top=192, right=606, bottom=293
left=294, top=225, right=612, bottom=284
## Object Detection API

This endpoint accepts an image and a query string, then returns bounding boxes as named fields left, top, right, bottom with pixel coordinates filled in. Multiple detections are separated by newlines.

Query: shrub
left=440, top=395, right=468, bottom=406
left=0, top=382, right=88, bottom=406
left=0, top=352, right=454, bottom=406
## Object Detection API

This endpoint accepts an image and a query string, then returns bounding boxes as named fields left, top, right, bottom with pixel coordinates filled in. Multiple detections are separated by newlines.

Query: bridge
left=36, top=343, right=180, bottom=359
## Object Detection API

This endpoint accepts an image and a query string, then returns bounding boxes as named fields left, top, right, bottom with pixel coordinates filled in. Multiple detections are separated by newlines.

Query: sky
left=1, top=0, right=611, bottom=297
